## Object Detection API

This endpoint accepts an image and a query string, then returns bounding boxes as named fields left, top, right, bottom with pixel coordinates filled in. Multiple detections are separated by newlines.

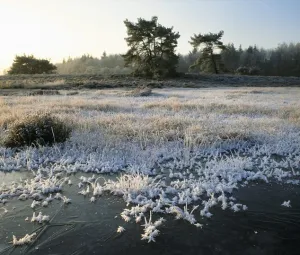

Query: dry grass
left=1, top=87, right=300, bottom=148
left=279, top=107, right=300, bottom=125
left=144, top=97, right=275, bottom=116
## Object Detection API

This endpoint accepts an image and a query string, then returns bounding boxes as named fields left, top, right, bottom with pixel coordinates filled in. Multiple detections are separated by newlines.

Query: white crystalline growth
left=120, top=211, right=131, bottom=222
left=31, top=212, right=50, bottom=224
left=230, top=203, right=248, bottom=212
left=12, top=233, right=36, bottom=246
left=45, top=194, right=54, bottom=202
left=154, top=217, right=165, bottom=227
left=183, top=204, right=199, bottom=224
left=166, top=205, right=184, bottom=220
left=135, top=213, right=144, bottom=223
left=167, top=203, right=199, bottom=225
left=88, top=174, right=96, bottom=182
left=18, top=194, right=29, bottom=201
left=92, top=182, right=103, bottom=196
left=281, top=200, right=291, bottom=207
left=31, top=200, right=41, bottom=209
left=194, top=223, right=203, bottom=228
left=54, top=193, right=63, bottom=200
left=79, top=176, right=89, bottom=183
left=62, top=196, right=71, bottom=204
left=78, top=185, right=90, bottom=196
left=140, top=211, right=165, bottom=243
left=117, top=226, right=125, bottom=233
left=141, top=228, right=160, bottom=243
left=42, top=201, right=49, bottom=207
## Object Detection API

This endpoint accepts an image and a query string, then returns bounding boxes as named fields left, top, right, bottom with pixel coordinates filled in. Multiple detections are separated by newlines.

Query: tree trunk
left=211, top=54, right=218, bottom=74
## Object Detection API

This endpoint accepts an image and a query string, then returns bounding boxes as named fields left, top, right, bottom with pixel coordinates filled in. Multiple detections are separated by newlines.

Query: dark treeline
left=56, top=42, right=300, bottom=77
left=178, top=42, right=300, bottom=76
left=56, top=52, right=131, bottom=75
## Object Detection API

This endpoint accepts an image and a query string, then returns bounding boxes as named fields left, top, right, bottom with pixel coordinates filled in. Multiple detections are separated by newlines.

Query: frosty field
left=0, top=87, right=300, bottom=254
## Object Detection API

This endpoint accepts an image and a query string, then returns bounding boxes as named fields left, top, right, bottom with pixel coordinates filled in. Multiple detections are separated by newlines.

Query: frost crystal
left=281, top=200, right=291, bottom=207
left=31, top=200, right=41, bottom=209
left=117, top=226, right=125, bottom=233
left=31, top=212, right=50, bottom=223
left=12, top=233, right=36, bottom=246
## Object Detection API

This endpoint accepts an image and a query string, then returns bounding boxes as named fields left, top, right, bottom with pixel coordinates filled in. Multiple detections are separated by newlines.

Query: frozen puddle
left=0, top=131, right=300, bottom=254
left=0, top=171, right=299, bottom=255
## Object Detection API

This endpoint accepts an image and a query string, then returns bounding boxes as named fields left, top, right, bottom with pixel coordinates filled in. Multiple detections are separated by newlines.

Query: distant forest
left=56, top=42, right=300, bottom=77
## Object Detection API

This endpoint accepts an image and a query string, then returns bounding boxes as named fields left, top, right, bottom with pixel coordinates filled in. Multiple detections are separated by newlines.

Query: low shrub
left=4, top=113, right=72, bottom=148
left=128, top=86, right=153, bottom=97
left=235, top=66, right=249, bottom=75
left=248, top=66, right=261, bottom=75
left=236, top=66, right=261, bottom=75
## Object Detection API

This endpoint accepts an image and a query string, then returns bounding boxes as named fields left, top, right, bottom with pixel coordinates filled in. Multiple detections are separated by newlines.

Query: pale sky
left=1, top=0, right=300, bottom=74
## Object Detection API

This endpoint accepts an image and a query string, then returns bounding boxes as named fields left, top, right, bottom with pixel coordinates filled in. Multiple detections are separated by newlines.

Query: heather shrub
left=235, top=66, right=249, bottom=75
left=4, top=113, right=71, bottom=147
left=130, top=87, right=152, bottom=97
left=236, top=66, right=261, bottom=75
left=248, top=66, right=261, bottom=75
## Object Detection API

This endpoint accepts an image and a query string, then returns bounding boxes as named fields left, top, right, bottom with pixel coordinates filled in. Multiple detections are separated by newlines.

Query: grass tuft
left=4, top=112, right=72, bottom=148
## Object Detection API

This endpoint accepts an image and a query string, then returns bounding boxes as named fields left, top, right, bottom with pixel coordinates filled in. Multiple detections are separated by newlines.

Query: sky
left=0, top=0, right=300, bottom=74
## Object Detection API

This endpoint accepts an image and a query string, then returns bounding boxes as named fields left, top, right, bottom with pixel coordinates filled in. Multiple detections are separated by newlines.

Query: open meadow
left=0, top=86, right=300, bottom=254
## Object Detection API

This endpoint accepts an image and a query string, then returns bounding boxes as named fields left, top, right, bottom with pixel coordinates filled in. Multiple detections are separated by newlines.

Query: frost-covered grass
left=1, top=87, right=300, bottom=244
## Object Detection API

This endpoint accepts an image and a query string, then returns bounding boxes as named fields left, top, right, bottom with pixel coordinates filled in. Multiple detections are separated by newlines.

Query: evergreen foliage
left=8, top=55, right=57, bottom=74
left=56, top=53, right=130, bottom=75
left=122, top=16, right=180, bottom=78
left=189, top=31, right=227, bottom=74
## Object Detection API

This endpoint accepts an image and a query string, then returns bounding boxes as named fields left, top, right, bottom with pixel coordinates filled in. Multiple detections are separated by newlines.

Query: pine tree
left=8, top=55, right=57, bottom=75
left=101, top=51, right=107, bottom=59
left=189, top=31, right=227, bottom=74
left=122, top=16, right=180, bottom=78
left=221, top=43, right=240, bottom=72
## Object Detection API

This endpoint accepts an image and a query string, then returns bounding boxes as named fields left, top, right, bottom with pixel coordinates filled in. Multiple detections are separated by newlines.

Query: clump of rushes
left=4, top=112, right=71, bottom=148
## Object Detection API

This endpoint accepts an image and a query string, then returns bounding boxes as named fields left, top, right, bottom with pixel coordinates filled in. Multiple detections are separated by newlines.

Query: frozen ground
left=0, top=87, right=300, bottom=251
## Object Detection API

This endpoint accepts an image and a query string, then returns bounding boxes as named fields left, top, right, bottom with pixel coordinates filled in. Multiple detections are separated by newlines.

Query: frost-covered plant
left=12, top=233, right=36, bottom=246
left=166, top=203, right=200, bottom=225
left=117, top=226, right=125, bottom=233
left=78, top=185, right=90, bottom=196
left=31, top=212, right=50, bottom=223
left=45, top=194, right=54, bottom=202
left=42, top=201, right=49, bottom=207
left=90, top=177, right=103, bottom=196
left=104, top=173, right=157, bottom=197
left=141, top=211, right=165, bottom=243
left=121, top=211, right=131, bottom=222
left=62, top=196, right=71, bottom=204
left=4, top=112, right=71, bottom=148
left=281, top=200, right=291, bottom=207
left=31, top=200, right=41, bottom=209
